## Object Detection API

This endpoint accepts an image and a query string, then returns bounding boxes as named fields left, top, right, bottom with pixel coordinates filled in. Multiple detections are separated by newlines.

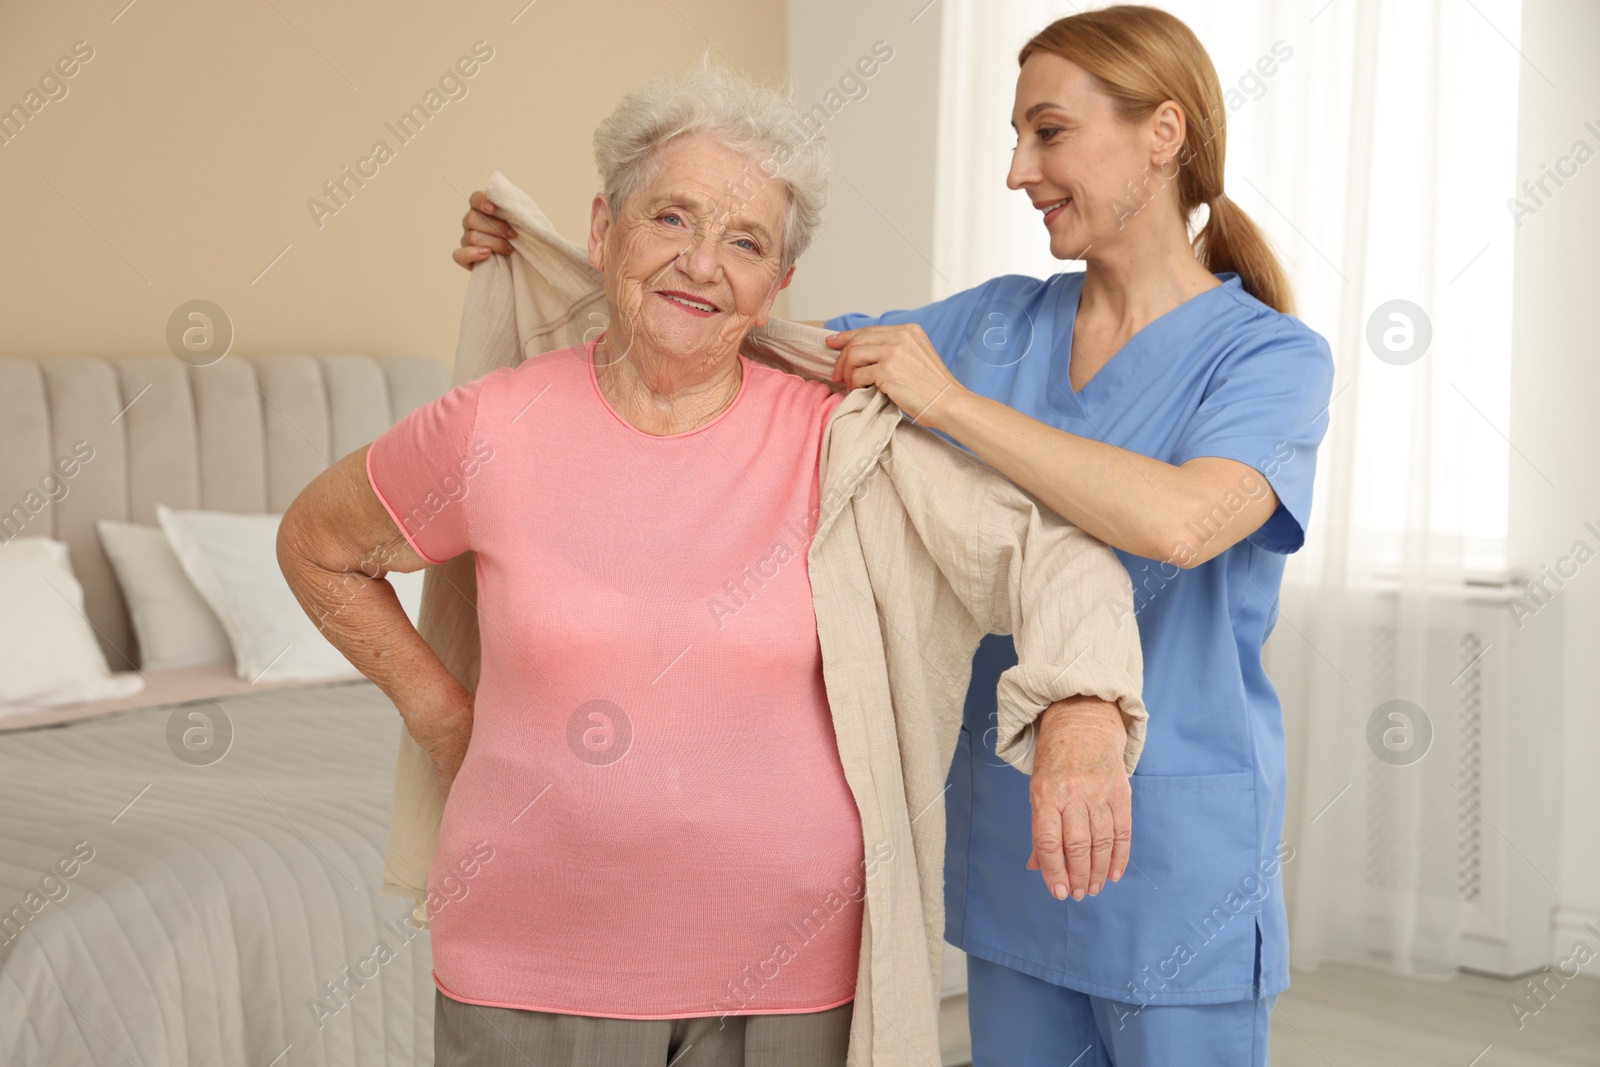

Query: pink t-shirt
left=366, top=341, right=863, bottom=1019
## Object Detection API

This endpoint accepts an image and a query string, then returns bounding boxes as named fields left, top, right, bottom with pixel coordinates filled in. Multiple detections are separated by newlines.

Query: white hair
left=592, top=63, right=831, bottom=268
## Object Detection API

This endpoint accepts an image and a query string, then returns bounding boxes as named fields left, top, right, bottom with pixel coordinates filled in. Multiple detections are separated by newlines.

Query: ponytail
left=1196, top=194, right=1295, bottom=316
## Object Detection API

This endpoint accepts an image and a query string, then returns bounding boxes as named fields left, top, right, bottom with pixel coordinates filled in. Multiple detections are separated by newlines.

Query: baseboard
left=1551, top=906, right=1600, bottom=977
left=939, top=991, right=972, bottom=1067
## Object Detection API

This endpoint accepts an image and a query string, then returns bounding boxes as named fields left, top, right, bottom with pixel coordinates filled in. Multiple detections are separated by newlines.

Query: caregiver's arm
left=884, top=421, right=1147, bottom=903
left=453, top=191, right=517, bottom=269
left=277, top=446, right=475, bottom=788
left=828, top=324, right=1278, bottom=567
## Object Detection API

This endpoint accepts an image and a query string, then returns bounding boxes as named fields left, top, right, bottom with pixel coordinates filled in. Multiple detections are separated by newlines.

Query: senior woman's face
left=587, top=133, right=794, bottom=364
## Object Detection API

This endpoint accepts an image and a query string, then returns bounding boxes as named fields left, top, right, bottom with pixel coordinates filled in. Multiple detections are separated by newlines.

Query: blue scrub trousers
left=965, top=956, right=1275, bottom=1067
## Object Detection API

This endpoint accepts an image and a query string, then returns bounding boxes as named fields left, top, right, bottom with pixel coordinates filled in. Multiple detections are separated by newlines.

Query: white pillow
left=96, top=518, right=234, bottom=671
left=0, top=537, right=147, bottom=714
left=156, top=506, right=425, bottom=683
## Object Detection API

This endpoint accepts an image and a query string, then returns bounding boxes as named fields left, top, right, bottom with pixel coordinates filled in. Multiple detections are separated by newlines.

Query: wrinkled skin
left=585, top=134, right=796, bottom=436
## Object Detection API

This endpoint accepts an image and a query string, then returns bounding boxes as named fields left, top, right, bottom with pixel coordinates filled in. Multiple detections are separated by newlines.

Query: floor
left=937, top=964, right=1600, bottom=1066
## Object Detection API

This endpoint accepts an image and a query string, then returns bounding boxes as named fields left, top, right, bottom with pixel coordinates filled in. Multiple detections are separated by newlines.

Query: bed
left=0, top=353, right=449, bottom=1067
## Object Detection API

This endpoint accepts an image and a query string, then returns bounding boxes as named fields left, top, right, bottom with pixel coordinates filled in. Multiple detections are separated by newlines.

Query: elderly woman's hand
left=825, top=323, right=968, bottom=428
left=1025, top=696, right=1132, bottom=902
left=400, top=686, right=476, bottom=791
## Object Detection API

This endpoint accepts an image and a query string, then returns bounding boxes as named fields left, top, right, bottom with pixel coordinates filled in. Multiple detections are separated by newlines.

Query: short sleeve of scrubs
left=1169, top=328, right=1334, bottom=554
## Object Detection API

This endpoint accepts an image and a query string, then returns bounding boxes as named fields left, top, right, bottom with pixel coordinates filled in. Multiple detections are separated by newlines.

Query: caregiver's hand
left=400, top=687, right=476, bottom=791
left=826, top=323, right=967, bottom=427
left=452, top=190, right=517, bottom=270
left=1026, top=696, right=1132, bottom=902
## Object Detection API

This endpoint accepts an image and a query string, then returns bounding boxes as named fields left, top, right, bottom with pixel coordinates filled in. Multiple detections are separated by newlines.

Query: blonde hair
left=1020, top=5, right=1295, bottom=314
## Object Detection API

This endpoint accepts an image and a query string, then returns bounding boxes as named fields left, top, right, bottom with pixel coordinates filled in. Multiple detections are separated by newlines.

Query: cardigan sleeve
left=880, top=419, right=1148, bottom=775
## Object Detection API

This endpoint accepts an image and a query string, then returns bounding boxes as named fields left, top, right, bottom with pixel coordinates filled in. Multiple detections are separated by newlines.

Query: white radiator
left=1264, top=581, right=1559, bottom=977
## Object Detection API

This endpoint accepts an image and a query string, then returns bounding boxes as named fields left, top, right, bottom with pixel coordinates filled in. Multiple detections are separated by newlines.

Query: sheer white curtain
left=932, top=0, right=1521, bottom=975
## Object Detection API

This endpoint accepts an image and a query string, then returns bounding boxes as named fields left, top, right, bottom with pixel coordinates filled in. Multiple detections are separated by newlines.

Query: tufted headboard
left=0, top=354, right=451, bottom=672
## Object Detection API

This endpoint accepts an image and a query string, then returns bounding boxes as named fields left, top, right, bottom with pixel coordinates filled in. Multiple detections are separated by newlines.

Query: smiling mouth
left=657, top=290, right=721, bottom=316
left=1037, top=197, right=1072, bottom=223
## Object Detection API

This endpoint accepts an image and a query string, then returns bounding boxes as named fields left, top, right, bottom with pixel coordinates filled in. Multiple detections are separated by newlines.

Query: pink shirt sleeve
left=365, top=375, right=494, bottom=565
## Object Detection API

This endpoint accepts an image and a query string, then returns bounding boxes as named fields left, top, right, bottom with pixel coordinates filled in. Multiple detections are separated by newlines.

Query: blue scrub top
left=827, top=271, right=1334, bottom=1006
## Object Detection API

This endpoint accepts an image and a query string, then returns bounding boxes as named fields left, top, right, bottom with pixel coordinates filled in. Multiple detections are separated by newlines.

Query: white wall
left=784, top=0, right=943, bottom=320
left=1506, top=0, right=1600, bottom=957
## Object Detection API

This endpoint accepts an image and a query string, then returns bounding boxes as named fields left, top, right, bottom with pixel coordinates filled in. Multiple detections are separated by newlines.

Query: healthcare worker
left=452, top=9, right=1333, bottom=1063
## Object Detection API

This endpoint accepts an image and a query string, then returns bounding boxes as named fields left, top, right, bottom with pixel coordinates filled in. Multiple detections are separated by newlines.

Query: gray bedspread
left=0, top=681, right=435, bottom=1067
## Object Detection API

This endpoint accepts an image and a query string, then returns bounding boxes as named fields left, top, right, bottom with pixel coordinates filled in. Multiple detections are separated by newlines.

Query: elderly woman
left=277, top=67, right=1144, bottom=1067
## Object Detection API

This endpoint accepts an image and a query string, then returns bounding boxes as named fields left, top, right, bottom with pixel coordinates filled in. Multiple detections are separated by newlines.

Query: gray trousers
left=434, top=990, right=853, bottom=1067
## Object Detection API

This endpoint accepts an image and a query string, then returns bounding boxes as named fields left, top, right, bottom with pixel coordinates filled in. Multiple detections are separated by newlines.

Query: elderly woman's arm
left=879, top=419, right=1148, bottom=905
left=276, top=445, right=475, bottom=789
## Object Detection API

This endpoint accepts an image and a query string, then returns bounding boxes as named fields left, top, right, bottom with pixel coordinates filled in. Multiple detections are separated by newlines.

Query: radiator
left=1264, top=581, right=1557, bottom=976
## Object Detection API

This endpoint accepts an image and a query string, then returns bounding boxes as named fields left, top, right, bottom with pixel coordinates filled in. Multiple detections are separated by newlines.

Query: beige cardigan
left=383, top=172, right=1148, bottom=1066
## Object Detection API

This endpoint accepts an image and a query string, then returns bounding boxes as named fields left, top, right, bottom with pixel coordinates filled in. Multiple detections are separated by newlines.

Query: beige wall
left=0, top=0, right=784, bottom=364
